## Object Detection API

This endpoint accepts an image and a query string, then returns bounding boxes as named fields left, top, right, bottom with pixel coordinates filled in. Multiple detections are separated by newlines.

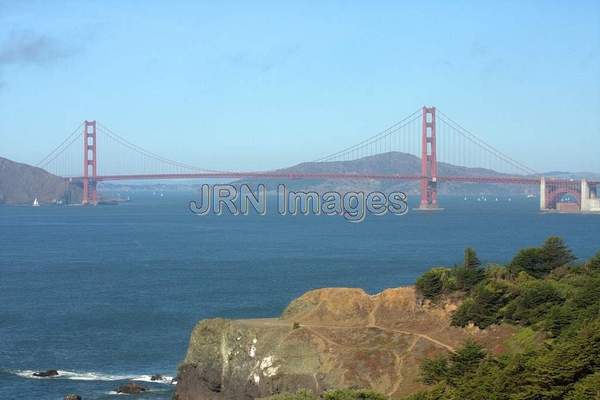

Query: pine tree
left=509, top=247, right=547, bottom=278
left=464, top=248, right=481, bottom=270
left=541, top=236, right=576, bottom=270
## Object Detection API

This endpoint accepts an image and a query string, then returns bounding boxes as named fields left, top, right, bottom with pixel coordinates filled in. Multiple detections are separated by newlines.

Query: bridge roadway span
left=71, top=172, right=551, bottom=185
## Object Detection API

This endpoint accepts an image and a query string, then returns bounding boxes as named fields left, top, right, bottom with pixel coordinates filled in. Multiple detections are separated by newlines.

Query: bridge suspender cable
left=96, top=123, right=227, bottom=174
left=36, top=122, right=84, bottom=168
left=436, top=110, right=538, bottom=176
left=312, top=108, right=423, bottom=163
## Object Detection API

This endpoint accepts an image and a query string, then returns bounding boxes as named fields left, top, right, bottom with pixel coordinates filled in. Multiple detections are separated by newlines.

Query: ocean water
left=1, top=193, right=599, bottom=400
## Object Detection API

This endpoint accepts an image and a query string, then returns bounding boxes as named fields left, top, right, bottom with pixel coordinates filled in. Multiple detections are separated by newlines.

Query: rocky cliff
left=176, top=287, right=515, bottom=400
left=0, top=156, right=81, bottom=204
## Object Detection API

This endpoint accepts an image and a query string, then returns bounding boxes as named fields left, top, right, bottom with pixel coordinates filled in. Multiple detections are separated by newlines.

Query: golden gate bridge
left=36, top=106, right=599, bottom=212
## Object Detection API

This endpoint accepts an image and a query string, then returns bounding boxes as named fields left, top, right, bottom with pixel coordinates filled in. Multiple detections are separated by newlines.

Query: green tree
left=416, top=268, right=452, bottom=299
left=446, top=340, right=486, bottom=384
left=451, top=281, right=512, bottom=328
left=451, top=358, right=509, bottom=400
left=266, top=390, right=316, bottom=400
left=450, top=298, right=476, bottom=327
left=454, top=266, right=486, bottom=292
left=516, top=319, right=600, bottom=399
left=571, top=275, right=600, bottom=309
left=565, top=372, right=600, bottom=400
left=403, top=386, right=447, bottom=400
left=421, top=356, right=449, bottom=384
left=464, top=248, right=481, bottom=270
left=503, top=281, right=564, bottom=325
left=420, top=341, right=487, bottom=387
left=585, top=251, right=600, bottom=272
left=543, top=304, right=576, bottom=337
left=540, top=236, right=576, bottom=270
left=509, top=247, right=548, bottom=278
left=322, top=389, right=388, bottom=400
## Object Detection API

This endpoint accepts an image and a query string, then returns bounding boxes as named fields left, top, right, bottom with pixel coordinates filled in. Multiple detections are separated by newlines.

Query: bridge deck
left=66, top=172, right=545, bottom=185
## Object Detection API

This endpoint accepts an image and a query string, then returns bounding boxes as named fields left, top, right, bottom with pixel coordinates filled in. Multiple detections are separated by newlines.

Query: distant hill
left=237, top=152, right=539, bottom=195
left=541, top=171, right=600, bottom=181
left=0, top=157, right=81, bottom=205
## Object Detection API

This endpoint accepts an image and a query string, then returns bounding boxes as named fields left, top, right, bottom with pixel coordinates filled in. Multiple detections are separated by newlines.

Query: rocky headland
left=175, top=286, right=515, bottom=400
left=0, top=156, right=81, bottom=205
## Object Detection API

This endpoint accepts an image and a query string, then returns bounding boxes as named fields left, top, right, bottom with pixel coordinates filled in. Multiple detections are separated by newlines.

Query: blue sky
left=0, top=1, right=599, bottom=172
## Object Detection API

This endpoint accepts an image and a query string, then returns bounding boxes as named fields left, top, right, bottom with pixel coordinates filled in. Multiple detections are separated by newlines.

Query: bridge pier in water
left=540, top=177, right=600, bottom=212
left=580, top=180, right=600, bottom=212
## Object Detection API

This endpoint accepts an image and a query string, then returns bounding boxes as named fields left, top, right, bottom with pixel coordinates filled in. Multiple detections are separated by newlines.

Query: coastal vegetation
left=409, top=236, right=600, bottom=400
left=264, top=388, right=387, bottom=400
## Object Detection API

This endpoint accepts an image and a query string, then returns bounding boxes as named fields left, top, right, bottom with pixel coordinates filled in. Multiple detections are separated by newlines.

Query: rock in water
left=64, top=395, right=81, bottom=400
left=151, top=374, right=163, bottom=381
left=116, top=382, right=147, bottom=394
left=176, top=286, right=516, bottom=399
left=33, top=370, right=59, bottom=377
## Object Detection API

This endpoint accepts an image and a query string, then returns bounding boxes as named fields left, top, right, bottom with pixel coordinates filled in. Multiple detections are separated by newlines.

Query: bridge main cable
left=36, top=122, right=84, bottom=169
left=312, top=108, right=423, bottom=163
left=96, top=122, right=235, bottom=174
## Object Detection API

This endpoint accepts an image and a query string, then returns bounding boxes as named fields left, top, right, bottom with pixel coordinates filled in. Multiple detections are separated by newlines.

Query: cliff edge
left=176, top=287, right=515, bottom=400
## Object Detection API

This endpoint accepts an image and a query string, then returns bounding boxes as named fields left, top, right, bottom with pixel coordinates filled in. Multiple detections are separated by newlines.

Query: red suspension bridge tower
left=82, top=120, right=98, bottom=205
left=418, top=106, right=441, bottom=210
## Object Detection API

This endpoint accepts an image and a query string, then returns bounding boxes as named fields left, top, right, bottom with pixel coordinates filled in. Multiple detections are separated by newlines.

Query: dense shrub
left=502, top=280, right=564, bottom=325
left=322, top=389, right=387, bottom=400
left=267, top=390, right=316, bottom=400
left=451, top=280, right=513, bottom=328
left=585, top=251, right=600, bottom=272
left=420, top=357, right=449, bottom=385
left=416, top=249, right=487, bottom=299
left=414, top=318, right=600, bottom=400
left=565, top=372, right=600, bottom=400
left=415, top=268, right=453, bottom=299
left=454, top=266, right=486, bottom=292
left=543, top=304, right=576, bottom=337
left=420, top=341, right=486, bottom=386
left=266, top=389, right=388, bottom=400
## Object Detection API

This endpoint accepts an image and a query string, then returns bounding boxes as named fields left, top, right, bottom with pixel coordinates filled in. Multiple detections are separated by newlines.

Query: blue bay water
left=1, top=193, right=599, bottom=399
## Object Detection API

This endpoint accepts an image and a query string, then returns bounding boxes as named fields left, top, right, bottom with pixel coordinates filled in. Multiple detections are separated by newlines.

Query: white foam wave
left=12, top=370, right=175, bottom=384
left=130, top=374, right=175, bottom=384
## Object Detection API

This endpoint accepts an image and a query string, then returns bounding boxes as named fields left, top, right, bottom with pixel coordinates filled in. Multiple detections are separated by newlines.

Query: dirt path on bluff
left=238, top=318, right=455, bottom=352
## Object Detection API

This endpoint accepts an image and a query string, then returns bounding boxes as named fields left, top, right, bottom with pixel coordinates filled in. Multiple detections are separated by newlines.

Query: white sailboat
left=32, top=198, right=40, bottom=207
